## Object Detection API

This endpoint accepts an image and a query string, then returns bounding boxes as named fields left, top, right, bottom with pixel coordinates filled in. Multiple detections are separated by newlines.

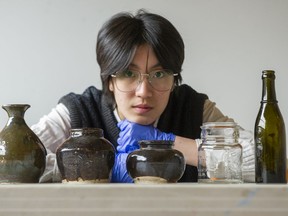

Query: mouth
left=132, top=104, right=153, bottom=114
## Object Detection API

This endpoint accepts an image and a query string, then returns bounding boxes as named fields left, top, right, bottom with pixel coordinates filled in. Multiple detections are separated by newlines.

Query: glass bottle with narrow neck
left=254, top=70, right=286, bottom=183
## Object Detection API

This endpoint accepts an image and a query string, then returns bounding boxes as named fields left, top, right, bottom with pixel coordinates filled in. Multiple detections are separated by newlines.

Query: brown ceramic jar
left=126, top=140, right=186, bottom=184
left=56, top=128, right=115, bottom=183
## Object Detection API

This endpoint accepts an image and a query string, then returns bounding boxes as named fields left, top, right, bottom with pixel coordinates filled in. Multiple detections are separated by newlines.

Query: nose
left=135, top=74, right=153, bottom=98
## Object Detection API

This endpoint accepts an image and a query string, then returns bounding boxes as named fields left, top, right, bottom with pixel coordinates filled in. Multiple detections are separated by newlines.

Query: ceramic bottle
left=0, top=104, right=47, bottom=183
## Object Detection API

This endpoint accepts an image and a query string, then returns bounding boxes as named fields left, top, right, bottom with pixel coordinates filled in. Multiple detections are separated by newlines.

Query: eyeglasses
left=111, top=69, right=178, bottom=92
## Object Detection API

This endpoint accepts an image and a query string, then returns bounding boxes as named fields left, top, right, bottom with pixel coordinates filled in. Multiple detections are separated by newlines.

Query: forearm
left=172, top=100, right=234, bottom=167
left=30, top=103, right=71, bottom=183
left=173, top=136, right=198, bottom=166
left=31, top=103, right=71, bottom=153
left=203, top=99, right=234, bottom=123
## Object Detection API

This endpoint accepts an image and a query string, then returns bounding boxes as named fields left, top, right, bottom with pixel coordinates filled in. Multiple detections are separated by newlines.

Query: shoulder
left=57, top=86, right=107, bottom=128
left=59, top=86, right=102, bottom=104
left=57, top=86, right=104, bottom=119
left=171, top=84, right=208, bottom=100
left=83, top=86, right=102, bottom=96
left=158, top=84, right=208, bottom=138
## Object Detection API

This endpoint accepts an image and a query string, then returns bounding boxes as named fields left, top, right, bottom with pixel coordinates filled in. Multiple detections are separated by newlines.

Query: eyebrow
left=129, top=63, right=162, bottom=70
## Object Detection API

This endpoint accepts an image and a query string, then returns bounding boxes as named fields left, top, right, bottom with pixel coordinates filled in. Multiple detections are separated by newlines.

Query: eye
left=124, top=70, right=134, bottom=77
left=119, top=70, right=137, bottom=78
left=152, top=70, right=165, bottom=79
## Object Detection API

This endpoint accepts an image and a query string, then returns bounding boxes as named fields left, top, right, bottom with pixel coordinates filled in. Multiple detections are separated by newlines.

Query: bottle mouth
left=2, top=104, right=31, bottom=118
left=2, top=104, right=30, bottom=107
left=70, top=128, right=104, bottom=137
left=262, top=70, right=275, bottom=79
left=201, top=122, right=238, bottom=129
left=200, top=122, right=239, bottom=144
left=138, top=140, right=174, bottom=149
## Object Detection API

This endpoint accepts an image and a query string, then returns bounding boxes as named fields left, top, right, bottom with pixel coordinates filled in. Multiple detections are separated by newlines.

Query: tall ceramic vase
left=0, top=104, right=46, bottom=183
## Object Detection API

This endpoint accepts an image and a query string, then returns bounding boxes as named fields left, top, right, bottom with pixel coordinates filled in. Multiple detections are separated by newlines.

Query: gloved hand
left=111, top=153, right=133, bottom=183
left=111, top=119, right=176, bottom=183
left=117, top=119, right=176, bottom=153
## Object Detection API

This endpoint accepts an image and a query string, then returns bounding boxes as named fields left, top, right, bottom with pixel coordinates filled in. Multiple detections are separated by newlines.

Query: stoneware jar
left=126, top=140, right=185, bottom=184
left=0, top=104, right=47, bottom=183
left=56, top=128, right=115, bottom=183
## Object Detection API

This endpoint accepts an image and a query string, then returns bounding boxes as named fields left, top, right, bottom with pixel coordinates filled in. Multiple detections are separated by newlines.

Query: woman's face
left=109, top=44, right=172, bottom=125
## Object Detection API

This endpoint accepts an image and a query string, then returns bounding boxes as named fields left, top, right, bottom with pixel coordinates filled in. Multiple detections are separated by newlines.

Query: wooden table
left=0, top=183, right=287, bottom=216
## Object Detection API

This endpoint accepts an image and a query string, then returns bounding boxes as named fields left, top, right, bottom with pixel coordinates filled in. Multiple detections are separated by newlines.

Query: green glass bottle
left=255, top=70, right=286, bottom=183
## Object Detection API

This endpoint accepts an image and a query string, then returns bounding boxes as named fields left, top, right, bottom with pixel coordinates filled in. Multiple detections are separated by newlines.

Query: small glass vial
left=198, top=122, right=243, bottom=183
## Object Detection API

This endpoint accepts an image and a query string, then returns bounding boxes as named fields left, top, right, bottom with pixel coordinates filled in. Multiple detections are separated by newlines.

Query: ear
left=109, top=80, right=114, bottom=92
left=170, top=83, right=176, bottom=92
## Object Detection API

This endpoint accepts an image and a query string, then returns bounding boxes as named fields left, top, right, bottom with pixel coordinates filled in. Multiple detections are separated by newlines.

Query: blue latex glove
left=117, top=119, right=176, bottom=153
left=111, top=153, right=133, bottom=183
left=111, top=119, right=175, bottom=183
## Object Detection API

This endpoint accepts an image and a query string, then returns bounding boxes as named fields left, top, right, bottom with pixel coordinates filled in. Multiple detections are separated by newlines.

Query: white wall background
left=0, top=0, right=287, bottom=148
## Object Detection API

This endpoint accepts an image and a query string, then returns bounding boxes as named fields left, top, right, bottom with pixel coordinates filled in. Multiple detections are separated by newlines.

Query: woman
left=32, top=10, right=242, bottom=183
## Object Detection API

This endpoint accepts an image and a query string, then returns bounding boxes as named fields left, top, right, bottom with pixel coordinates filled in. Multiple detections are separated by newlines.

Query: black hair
left=96, top=9, right=184, bottom=106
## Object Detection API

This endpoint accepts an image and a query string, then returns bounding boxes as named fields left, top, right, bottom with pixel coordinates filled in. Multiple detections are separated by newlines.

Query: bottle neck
left=2, top=104, right=30, bottom=118
left=261, top=70, right=277, bottom=102
left=2, top=104, right=30, bottom=126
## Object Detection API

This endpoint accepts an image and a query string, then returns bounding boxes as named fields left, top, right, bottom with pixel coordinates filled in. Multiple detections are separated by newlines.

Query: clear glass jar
left=198, top=122, right=243, bottom=183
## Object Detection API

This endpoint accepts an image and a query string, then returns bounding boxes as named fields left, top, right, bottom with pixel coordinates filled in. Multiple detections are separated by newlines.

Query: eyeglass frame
left=110, top=69, right=178, bottom=92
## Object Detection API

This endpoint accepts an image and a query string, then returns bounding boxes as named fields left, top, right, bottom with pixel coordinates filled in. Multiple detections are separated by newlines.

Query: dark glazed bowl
left=126, top=140, right=186, bottom=183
